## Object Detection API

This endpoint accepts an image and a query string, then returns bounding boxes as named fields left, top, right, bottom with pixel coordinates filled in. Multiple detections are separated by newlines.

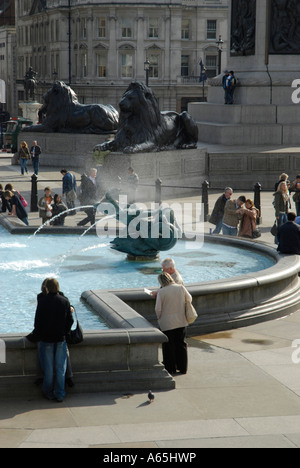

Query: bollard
left=155, top=178, right=162, bottom=205
left=254, top=182, right=262, bottom=225
left=202, top=180, right=209, bottom=222
left=31, top=174, right=38, bottom=212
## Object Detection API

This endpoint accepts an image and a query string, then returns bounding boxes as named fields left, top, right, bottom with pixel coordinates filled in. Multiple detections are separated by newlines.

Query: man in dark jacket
left=77, top=168, right=99, bottom=226
left=30, top=141, right=42, bottom=175
left=210, top=187, right=233, bottom=234
left=277, top=212, right=300, bottom=255
left=34, top=278, right=73, bottom=401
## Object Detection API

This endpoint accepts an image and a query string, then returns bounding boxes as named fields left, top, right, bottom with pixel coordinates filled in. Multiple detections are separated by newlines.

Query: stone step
left=196, top=120, right=300, bottom=146
left=190, top=103, right=300, bottom=125
left=196, top=121, right=282, bottom=145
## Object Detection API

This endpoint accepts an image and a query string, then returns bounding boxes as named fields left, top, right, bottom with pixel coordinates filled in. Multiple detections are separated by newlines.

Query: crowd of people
left=209, top=173, right=300, bottom=254
left=210, top=187, right=260, bottom=239
left=0, top=153, right=139, bottom=228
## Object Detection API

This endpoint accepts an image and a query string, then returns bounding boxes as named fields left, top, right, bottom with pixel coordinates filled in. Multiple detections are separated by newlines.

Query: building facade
left=0, top=0, right=16, bottom=115
left=15, top=0, right=228, bottom=113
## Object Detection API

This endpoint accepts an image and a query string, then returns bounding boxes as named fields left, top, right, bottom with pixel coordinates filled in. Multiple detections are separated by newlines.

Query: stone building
left=15, top=0, right=228, bottom=113
left=0, top=0, right=16, bottom=115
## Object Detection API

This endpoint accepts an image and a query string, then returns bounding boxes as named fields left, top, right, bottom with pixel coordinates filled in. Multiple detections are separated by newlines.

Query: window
left=207, top=20, right=217, bottom=40
left=149, top=18, right=159, bottom=38
left=122, top=19, right=132, bottom=38
left=205, top=55, right=217, bottom=77
left=182, top=19, right=190, bottom=40
left=121, top=53, right=133, bottom=77
left=97, top=55, right=106, bottom=77
left=81, top=53, right=87, bottom=77
left=181, top=55, right=189, bottom=76
left=149, top=54, right=159, bottom=78
left=81, top=19, right=87, bottom=39
left=98, top=18, right=106, bottom=38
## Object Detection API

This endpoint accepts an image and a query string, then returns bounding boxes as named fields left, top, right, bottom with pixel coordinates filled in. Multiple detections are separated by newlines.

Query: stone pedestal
left=189, top=0, right=300, bottom=147
left=101, top=148, right=208, bottom=201
left=19, top=101, right=41, bottom=124
left=15, top=132, right=113, bottom=170
left=209, top=0, right=300, bottom=106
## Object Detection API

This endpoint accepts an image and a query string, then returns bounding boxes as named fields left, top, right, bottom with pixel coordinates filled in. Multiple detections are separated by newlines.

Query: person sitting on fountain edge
left=277, top=212, right=300, bottom=255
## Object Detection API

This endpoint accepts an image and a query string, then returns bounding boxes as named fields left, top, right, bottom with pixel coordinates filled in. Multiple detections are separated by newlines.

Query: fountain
left=1, top=212, right=300, bottom=398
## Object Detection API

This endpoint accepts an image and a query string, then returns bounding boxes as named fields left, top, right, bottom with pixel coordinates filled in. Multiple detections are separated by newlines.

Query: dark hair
left=238, top=196, right=247, bottom=203
left=54, top=194, right=60, bottom=204
left=5, top=183, right=13, bottom=191
left=60, top=169, right=67, bottom=174
left=288, top=212, right=297, bottom=221
left=45, top=278, right=60, bottom=294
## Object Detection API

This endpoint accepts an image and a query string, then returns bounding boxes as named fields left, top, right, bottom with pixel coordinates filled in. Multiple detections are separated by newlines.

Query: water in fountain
left=0, top=224, right=275, bottom=334
left=29, top=204, right=96, bottom=237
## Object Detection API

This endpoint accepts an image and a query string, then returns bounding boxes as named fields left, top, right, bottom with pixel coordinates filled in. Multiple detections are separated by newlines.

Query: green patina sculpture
left=99, top=191, right=181, bottom=259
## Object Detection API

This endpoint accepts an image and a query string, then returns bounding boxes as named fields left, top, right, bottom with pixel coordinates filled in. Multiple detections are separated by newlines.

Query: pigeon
left=148, top=390, right=155, bottom=403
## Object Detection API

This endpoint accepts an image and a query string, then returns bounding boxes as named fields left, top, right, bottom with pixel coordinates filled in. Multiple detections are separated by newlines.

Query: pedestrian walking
left=60, top=169, right=77, bottom=214
left=30, top=140, right=42, bottom=175
left=18, top=141, right=30, bottom=175
left=77, top=168, right=99, bottom=226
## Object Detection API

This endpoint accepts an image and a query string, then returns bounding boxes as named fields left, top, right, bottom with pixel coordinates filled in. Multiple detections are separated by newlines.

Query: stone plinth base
left=15, top=132, right=114, bottom=170
left=19, top=101, right=41, bottom=124
left=101, top=148, right=208, bottom=200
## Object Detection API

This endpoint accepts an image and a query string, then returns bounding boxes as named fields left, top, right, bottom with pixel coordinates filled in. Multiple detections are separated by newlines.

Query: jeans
left=38, top=341, right=67, bottom=400
left=20, top=158, right=28, bottom=175
left=275, top=213, right=288, bottom=245
left=32, top=157, right=39, bottom=175
left=213, top=218, right=223, bottom=234
left=222, top=224, right=238, bottom=236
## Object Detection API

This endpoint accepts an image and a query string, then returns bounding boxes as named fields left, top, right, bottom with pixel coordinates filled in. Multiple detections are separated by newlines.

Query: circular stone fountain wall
left=91, top=235, right=300, bottom=335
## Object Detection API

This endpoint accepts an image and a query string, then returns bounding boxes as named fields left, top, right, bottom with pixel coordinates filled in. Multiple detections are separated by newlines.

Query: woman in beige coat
left=155, top=273, right=192, bottom=375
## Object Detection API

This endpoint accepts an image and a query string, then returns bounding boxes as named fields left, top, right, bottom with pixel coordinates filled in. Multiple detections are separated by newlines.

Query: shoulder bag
left=182, top=287, right=198, bottom=324
left=66, top=310, right=84, bottom=345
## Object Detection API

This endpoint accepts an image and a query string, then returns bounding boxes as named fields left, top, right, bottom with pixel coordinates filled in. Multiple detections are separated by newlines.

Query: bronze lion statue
left=23, top=81, right=119, bottom=134
left=94, top=81, right=198, bottom=153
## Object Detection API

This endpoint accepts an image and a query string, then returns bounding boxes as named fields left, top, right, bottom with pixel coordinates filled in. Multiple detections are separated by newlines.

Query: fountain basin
left=1, top=211, right=300, bottom=396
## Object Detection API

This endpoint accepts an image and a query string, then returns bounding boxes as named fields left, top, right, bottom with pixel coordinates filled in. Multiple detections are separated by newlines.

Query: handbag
left=270, top=222, right=278, bottom=237
left=18, top=192, right=28, bottom=208
left=182, top=287, right=198, bottom=324
left=185, top=301, right=198, bottom=324
left=66, top=310, right=83, bottom=345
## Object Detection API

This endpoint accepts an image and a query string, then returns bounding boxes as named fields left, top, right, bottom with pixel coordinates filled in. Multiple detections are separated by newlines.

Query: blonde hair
left=277, top=181, right=288, bottom=193
left=158, top=272, right=175, bottom=288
